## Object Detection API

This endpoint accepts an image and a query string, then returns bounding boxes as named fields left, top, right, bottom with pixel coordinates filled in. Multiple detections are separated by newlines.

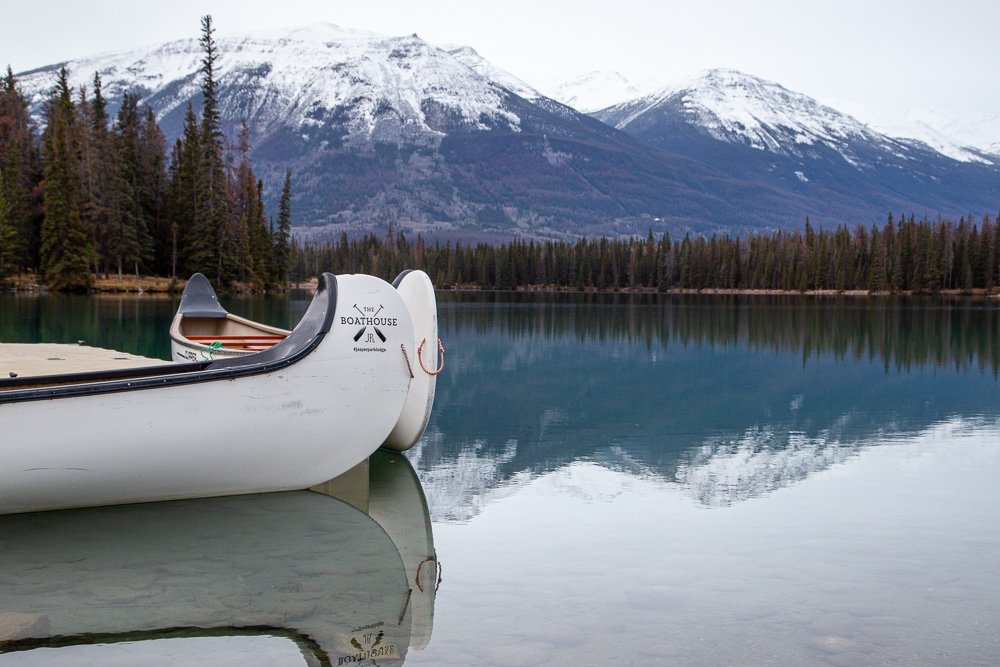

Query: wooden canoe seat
left=186, top=335, right=286, bottom=350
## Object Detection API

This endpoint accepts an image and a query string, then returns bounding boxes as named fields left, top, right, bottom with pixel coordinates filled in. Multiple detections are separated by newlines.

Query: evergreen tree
left=197, top=14, right=232, bottom=284
left=275, top=169, right=293, bottom=284
left=169, top=103, right=202, bottom=276
left=40, top=72, right=92, bottom=290
left=108, top=91, right=152, bottom=281
left=0, top=65, right=41, bottom=273
left=79, top=72, right=113, bottom=277
left=139, top=106, right=168, bottom=275
left=0, top=172, right=11, bottom=275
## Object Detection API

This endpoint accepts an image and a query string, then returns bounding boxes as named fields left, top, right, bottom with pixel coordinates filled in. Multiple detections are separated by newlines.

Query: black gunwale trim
left=0, top=274, right=338, bottom=405
left=391, top=269, right=414, bottom=289
left=0, top=625, right=329, bottom=662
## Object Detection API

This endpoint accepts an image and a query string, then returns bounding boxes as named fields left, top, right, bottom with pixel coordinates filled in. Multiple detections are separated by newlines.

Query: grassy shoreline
left=5, top=273, right=1000, bottom=298
left=2, top=274, right=320, bottom=294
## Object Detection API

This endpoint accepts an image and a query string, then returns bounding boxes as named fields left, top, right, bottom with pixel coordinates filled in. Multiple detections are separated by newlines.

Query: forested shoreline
left=0, top=16, right=291, bottom=291
left=292, top=213, right=1000, bottom=295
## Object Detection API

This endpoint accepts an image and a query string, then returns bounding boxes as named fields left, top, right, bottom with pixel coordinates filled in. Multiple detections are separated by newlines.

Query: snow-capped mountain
left=18, top=24, right=527, bottom=146
left=537, top=71, right=657, bottom=114
left=836, top=103, right=1000, bottom=163
left=13, top=31, right=1000, bottom=240
left=596, top=69, right=918, bottom=166
left=592, top=69, right=1000, bottom=221
left=550, top=69, right=1000, bottom=165
left=443, top=44, right=544, bottom=104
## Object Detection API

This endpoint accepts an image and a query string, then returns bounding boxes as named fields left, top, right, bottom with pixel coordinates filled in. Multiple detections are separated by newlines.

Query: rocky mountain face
left=15, top=27, right=999, bottom=241
left=591, top=69, right=1000, bottom=227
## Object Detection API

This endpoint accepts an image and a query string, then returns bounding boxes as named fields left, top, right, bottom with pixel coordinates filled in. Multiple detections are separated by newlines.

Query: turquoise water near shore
left=2, top=291, right=999, bottom=664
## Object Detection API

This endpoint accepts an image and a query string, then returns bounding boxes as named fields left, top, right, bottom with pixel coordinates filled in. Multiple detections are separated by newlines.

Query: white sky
left=5, top=0, right=999, bottom=120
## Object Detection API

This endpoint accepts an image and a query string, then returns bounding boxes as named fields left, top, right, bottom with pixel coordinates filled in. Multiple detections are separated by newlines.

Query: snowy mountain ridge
left=841, top=104, right=1000, bottom=164
left=537, top=71, right=658, bottom=114
left=17, top=23, right=529, bottom=145
left=551, top=69, right=999, bottom=164
left=594, top=69, right=935, bottom=168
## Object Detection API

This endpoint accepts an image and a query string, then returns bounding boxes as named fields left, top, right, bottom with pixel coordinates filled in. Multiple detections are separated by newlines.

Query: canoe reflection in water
left=0, top=450, right=437, bottom=666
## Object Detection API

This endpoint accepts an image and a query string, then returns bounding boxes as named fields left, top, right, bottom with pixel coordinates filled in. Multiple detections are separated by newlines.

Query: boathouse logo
left=337, top=621, right=399, bottom=664
left=342, top=303, right=397, bottom=352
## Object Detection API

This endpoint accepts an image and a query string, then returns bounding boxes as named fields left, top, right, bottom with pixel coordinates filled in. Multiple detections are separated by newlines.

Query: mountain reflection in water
left=414, top=293, right=1000, bottom=517
left=0, top=451, right=436, bottom=666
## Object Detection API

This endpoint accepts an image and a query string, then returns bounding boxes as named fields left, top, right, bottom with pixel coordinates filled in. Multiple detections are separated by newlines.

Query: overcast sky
left=6, top=0, right=999, bottom=121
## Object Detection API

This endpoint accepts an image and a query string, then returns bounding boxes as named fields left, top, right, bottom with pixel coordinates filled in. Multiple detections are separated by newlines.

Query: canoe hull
left=0, top=274, right=414, bottom=515
left=0, top=491, right=414, bottom=662
left=382, top=270, right=439, bottom=451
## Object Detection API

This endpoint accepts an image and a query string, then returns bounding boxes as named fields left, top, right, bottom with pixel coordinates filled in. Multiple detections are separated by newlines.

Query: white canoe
left=169, top=269, right=441, bottom=451
left=0, top=273, right=415, bottom=515
left=382, top=269, right=440, bottom=451
left=0, top=490, right=415, bottom=663
left=368, top=449, right=439, bottom=650
left=169, top=272, right=289, bottom=362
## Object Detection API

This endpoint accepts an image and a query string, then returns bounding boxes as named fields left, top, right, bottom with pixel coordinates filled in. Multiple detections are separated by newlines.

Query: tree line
left=0, top=15, right=291, bottom=291
left=292, top=212, right=1000, bottom=293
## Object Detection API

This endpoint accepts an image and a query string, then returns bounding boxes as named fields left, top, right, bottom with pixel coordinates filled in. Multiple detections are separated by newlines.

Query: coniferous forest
left=0, top=16, right=291, bottom=291
left=291, top=213, right=1000, bottom=294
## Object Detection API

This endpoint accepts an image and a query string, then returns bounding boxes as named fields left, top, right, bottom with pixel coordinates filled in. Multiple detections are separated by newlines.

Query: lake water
left=2, top=291, right=1000, bottom=665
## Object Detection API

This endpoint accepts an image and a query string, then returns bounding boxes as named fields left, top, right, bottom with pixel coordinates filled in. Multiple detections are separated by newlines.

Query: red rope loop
left=400, top=344, right=414, bottom=379
left=415, top=557, right=442, bottom=592
left=417, top=338, right=444, bottom=375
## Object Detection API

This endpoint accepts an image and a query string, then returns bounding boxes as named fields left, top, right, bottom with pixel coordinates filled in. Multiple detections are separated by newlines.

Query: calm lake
left=2, top=290, right=1000, bottom=665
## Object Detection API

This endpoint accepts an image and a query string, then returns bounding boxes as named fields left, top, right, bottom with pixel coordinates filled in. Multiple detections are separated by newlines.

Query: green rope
left=200, top=340, right=223, bottom=360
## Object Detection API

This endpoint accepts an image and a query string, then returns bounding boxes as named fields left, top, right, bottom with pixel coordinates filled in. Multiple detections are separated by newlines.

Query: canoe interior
left=178, top=315, right=288, bottom=351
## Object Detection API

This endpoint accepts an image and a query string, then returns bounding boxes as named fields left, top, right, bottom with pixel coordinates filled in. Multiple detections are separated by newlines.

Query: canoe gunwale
left=169, top=312, right=290, bottom=353
left=0, top=273, right=338, bottom=405
left=0, top=626, right=328, bottom=659
left=392, top=268, right=414, bottom=288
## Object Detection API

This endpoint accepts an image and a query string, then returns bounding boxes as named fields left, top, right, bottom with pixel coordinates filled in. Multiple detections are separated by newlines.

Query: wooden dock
left=1, top=343, right=170, bottom=379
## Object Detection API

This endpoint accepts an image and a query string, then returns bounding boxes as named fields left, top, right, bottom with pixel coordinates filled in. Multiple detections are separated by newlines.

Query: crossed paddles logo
left=353, top=304, right=386, bottom=343
left=342, top=303, right=399, bottom=346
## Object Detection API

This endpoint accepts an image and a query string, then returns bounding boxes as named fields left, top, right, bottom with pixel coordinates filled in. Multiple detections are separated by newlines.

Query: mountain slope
left=841, top=105, right=1000, bottom=163
left=592, top=69, right=1000, bottom=224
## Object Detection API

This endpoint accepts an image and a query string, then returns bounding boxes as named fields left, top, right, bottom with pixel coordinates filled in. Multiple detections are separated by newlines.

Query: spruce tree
left=231, top=119, right=255, bottom=284
left=250, top=177, right=271, bottom=285
left=76, top=76, right=109, bottom=277
left=197, top=14, right=232, bottom=284
left=0, top=65, right=41, bottom=273
left=109, top=92, right=152, bottom=281
left=275, top=169, right=292, bottom=284
left=0, top=173, right=10, bottom=275
left=170, top=103, right=202, bottom=276
left=40, top=76, right=92, bottom=290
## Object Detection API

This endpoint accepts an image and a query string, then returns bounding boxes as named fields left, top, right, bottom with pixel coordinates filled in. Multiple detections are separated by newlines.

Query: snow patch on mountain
left=443, top=44, right=543, bottom=102
left=829, top=101, right=999, bottom=164
left=607, top=69, right=906, bottom=166
left=16, top=23, right=525, bottom=141
left=538, top=70, right=658, bottom=113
